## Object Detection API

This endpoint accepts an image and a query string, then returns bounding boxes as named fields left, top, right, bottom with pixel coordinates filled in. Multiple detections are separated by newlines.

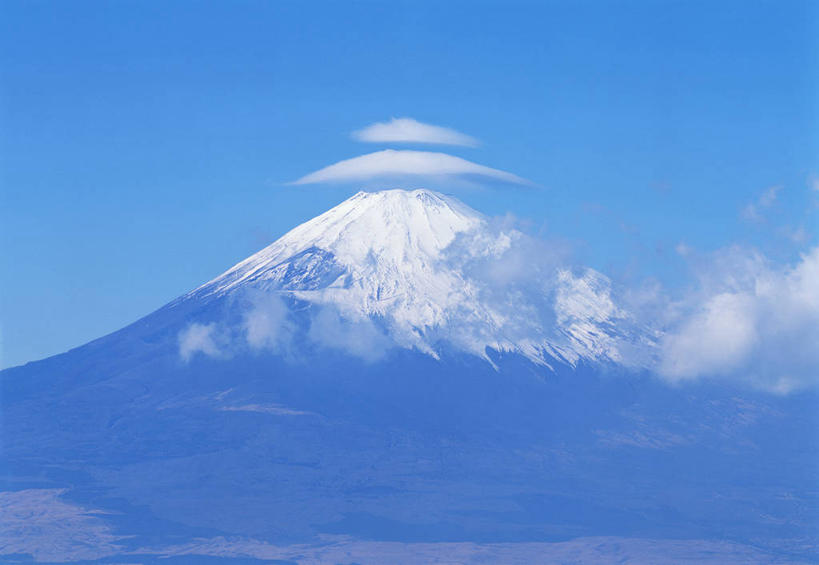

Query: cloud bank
left=177, top=297, right=391, bottom=364
left=292, top=149, right=531, bottom=186
left=444, top=223, right=819, bottom=392
left=658, top=246, right=819, bottom=393
left=352, top=117, right=478, bottom=147
left=176, top=210, right=818, bottom=394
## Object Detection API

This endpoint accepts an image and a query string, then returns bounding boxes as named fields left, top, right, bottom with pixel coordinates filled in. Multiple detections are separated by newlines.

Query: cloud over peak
left=291, top=149, right=531, bottom=186
left=352, top=117, right=478, bottom=147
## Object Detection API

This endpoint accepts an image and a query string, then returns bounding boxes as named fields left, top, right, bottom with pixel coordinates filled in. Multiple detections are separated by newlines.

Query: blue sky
left=1, top=0, right=817, bottom=369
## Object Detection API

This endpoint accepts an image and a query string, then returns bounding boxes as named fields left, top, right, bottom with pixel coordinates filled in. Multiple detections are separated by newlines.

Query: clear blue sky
left=1, top=0, right=817, bottom=368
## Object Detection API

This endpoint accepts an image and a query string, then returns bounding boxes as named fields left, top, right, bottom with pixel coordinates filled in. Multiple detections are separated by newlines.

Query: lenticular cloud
left=352, top=117, right=479, bottom=147
left=291, top=149, right=531, bottom=186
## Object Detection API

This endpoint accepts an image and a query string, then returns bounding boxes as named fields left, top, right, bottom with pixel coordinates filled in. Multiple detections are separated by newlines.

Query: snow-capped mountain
left=181, top=189, right=651, bottom=368
left=2, top=189, right=815, bottom=564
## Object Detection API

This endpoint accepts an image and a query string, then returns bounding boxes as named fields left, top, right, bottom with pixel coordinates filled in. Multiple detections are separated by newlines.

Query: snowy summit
left=184, top=189, right=651, bottom=368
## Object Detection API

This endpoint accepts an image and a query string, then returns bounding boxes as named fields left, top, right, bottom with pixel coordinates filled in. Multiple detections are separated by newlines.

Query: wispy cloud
left=308, top=306, right=392, bottom=363
left=178, top=323, right=221, bottom=362
left=675, top=242, right=693, bottom=257
left=352, top=117, right=478, bottom=147
left=291, top=149, right=531, bottom=186
left=741, top=185, right=782, bottom=223
left=243, top=293, right=294, bottom=352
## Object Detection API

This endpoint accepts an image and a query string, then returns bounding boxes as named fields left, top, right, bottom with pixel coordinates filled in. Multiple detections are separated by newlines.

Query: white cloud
left=675, top=242, right=693, bottom=257
left=660, top=292, right=758, bottom=380
left=292, top=149, right=531, bottom=186
left=308, top=307, right=392, bottom=363
left=741, top=185, right=782, bottom=223
left=780, top=225, right=809, bottom=244
left=352, top=117, right=478, bottom=147
left=658, top=246, right=819, bottom=393
left=243, top=293, right=294, bottom=352
left=178, top=323, right=221, bottom=362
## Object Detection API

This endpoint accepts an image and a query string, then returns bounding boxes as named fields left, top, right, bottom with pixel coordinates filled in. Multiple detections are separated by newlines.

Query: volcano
left=1, top=190, right=816, bottom=564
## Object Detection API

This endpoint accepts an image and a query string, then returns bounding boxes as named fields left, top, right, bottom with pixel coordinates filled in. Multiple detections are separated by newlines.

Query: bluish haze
left=1, top=0, right=817, bottom=368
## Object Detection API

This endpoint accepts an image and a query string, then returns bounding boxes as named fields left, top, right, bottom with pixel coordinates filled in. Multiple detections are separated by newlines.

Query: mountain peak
left=193, top=188, right=483, bottom=299
left=185, top=189, right=645, bottom=368
left=347, top=187, right=471, bottom=212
